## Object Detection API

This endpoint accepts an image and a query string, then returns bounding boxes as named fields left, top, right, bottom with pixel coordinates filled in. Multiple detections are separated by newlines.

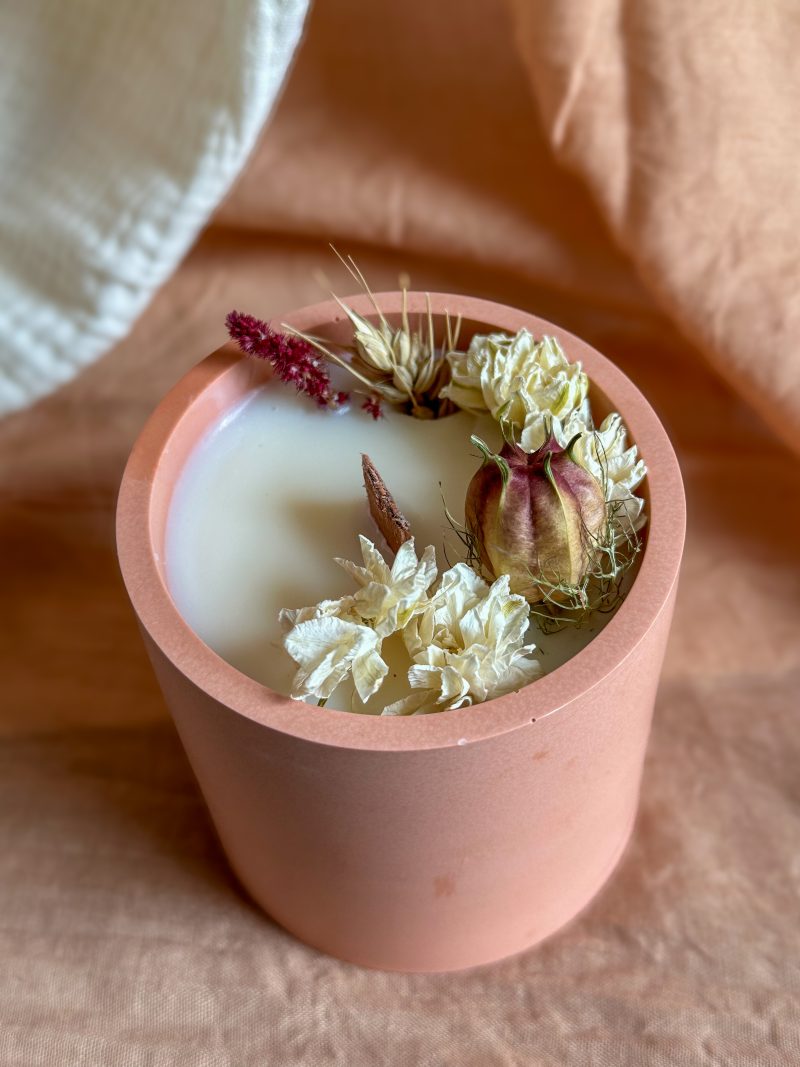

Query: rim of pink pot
left=117, top=293, right=686, bottom=752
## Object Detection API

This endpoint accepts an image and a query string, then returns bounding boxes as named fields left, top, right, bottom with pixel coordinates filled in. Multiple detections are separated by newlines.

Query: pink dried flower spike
left=362, top=394, right=383, bottom=420
left=225, top=310, right=347, bottom=409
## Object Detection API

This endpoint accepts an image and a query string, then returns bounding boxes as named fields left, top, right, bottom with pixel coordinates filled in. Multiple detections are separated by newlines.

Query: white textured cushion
left=0, top=0, right=308, bottom=415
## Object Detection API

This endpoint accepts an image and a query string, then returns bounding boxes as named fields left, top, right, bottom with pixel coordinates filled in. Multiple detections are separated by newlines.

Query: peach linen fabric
left=507, top=0, right=800, bottom=459
left=1, top=1, right=798, bottom=1065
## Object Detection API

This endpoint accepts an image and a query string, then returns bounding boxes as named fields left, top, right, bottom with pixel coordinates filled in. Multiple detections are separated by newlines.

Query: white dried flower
left=570, top=413, right=647, bottom=534
left=280, top=537, right=437, bottom=704
left=279, top=595, right=359, bottom=630
left=335, top=536, right=437, bottom=638
left=443, top=329, right=591, bottom=446
left=383, top=564, right=542, bottom=716
left=519, top=403, right=592, bottom=453
left=283, top=616, right=387, bottom=704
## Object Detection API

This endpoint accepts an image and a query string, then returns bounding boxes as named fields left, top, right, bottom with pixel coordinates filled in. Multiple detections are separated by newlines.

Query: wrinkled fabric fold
left=506, top=0, right=800, bottom=455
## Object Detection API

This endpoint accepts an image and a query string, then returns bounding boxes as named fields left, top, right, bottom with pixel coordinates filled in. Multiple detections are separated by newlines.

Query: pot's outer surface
left=117, top=294, right=686, bottom=972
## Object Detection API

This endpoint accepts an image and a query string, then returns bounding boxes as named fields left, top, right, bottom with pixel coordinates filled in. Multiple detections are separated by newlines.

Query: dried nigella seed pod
left=465, top=431, right=607, bottom=604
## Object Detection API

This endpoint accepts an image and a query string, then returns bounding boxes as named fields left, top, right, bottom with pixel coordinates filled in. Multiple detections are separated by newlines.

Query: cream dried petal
left=428, top=653, right=482, bottom=704
left=443, top=330, right=588, bottom=435
left=459, top=574, right=530, bottom=656
left=278, top=595, right=358, bottom=632
left=403, top=562, right=487, bottom=659
left=519, top=399, right=593, bottom=452
left=392, top=539, right=437, bottom=590
left=335, top=534, right=393, bottom=587
left=412, top=662, right=473, bottom=709
left=352, top=646, right=389, bottom=703
left=392, top=564, right=543, bottom=715
left=283, top=616, right=384, bottom=702
left=382, top=661, right=472, bottom=716
left=381, top=689, right=436, bottom=717
left=345, top=538, right=437, bottom=637
left=352, top=582, right=401, bottom=635
left=570, top=412, right=648, bottom=536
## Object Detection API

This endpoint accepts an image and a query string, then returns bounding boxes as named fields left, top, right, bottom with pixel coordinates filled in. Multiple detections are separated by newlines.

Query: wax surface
left=165, top=381, right=632, bottom=712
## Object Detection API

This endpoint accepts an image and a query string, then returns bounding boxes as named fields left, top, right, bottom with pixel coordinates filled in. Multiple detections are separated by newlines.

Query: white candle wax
left=165, top=380, right=631, bottom=712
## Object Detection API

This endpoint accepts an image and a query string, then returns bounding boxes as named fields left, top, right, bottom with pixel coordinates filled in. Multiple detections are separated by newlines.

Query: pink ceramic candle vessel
left=117, top=293, right=685, bottom=972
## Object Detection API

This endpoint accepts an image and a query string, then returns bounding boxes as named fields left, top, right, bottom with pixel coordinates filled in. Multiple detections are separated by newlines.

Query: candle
left=165, top=378, right=639, bottom=713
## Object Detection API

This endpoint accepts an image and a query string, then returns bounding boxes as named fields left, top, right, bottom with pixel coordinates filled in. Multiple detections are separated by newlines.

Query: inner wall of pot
left=148, top=356, right=269, bottom=592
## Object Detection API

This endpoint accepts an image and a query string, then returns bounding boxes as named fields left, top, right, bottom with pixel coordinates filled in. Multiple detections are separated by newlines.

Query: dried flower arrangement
left=226, top=258, right=646, bottom=715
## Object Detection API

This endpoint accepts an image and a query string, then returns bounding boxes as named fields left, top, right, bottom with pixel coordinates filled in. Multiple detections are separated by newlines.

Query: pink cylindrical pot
left=117, top=294, right=685, bottom=972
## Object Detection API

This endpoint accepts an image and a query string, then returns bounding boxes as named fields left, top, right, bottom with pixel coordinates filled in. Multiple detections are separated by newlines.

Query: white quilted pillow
left=0, top=0, right=309, bottom=415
